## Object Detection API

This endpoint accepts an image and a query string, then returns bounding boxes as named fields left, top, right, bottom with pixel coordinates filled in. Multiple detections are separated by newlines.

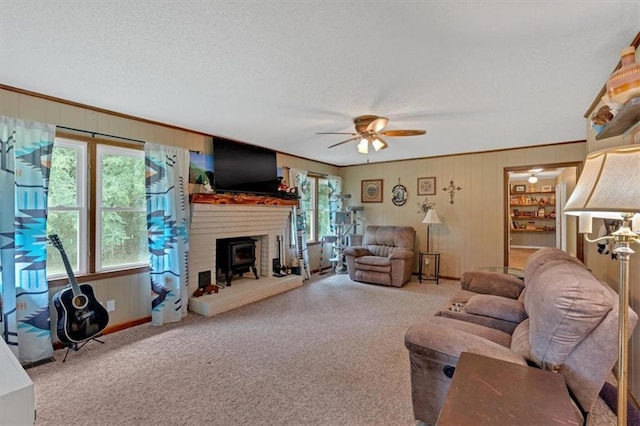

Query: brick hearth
left=188, top=197, right=303, bottom=316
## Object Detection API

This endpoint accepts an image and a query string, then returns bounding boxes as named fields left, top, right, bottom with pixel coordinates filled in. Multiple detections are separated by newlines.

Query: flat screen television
left=213, top=138, right=279, bottom=195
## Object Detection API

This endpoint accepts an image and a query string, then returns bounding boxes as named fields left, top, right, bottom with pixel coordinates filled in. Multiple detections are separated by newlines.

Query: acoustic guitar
left=49, top=234, right=109, bottom=345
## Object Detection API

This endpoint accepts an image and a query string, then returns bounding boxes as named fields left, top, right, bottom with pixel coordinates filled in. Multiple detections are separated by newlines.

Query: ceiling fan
left=317, top=114, right=426, bottom=154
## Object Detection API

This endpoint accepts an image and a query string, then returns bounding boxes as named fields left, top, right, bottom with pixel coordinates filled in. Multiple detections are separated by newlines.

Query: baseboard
left=52, top=317, right=152, bottom=350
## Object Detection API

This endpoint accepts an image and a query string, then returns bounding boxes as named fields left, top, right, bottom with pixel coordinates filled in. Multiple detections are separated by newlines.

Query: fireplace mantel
left=190, top=192, right=298, bottom=206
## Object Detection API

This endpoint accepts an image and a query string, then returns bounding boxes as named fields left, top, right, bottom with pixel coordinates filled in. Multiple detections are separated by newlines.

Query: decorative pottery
left=606, top=46, right=640, bottom=104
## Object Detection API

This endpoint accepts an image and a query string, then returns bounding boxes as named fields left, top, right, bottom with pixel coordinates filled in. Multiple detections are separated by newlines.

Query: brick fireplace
left=188, top=196, right=303, bottom=316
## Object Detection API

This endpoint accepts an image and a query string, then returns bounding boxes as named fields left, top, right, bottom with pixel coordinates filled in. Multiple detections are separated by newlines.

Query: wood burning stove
left=216, top=237, right=259, bottom=287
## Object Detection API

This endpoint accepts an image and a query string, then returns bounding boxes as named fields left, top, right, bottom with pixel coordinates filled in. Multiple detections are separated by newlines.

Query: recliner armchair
left=344, top=225, right=415, bottom=287
left=404, top=248, right=639, bottom=425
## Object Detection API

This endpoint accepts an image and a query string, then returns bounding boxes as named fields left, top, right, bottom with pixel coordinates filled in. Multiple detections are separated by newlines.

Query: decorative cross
left=442, top=180, right=462, bottom=205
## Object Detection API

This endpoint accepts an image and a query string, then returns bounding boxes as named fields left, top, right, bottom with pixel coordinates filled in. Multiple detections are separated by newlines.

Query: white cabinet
left=0, top=339, right=35, bottom=425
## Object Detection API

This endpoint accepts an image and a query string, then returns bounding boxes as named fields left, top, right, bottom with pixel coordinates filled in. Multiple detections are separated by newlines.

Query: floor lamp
left=563, top=144, right=640, bottom=426
left=422, top=208, right=441, bottom=253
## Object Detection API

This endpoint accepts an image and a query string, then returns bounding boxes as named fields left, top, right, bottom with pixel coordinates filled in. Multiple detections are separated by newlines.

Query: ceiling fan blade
left=328, top=136, right=360, bottom=149
left=366, top=117, right=389, bottom=133
left=379, top=129, right=426, bottom=137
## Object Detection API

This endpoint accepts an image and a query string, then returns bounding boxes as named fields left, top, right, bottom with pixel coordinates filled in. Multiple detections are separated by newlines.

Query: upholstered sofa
left=404, top=248, right=639, bottom=425
left=344, top=225, right=415, bottom=287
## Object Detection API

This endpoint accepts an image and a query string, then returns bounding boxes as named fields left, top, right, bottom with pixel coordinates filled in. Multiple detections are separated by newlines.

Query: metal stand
left=61, top=335, right=105, bottom=362
left=418, top=251, right=440, bottom=284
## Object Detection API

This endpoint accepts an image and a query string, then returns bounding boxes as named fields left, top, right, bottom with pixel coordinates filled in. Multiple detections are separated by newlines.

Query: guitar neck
left=57, top=246, right=82, bottom=296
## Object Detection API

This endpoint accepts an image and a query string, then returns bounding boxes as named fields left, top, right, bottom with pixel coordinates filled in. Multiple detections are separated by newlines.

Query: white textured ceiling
left=1, top=2, right=638, bottom=166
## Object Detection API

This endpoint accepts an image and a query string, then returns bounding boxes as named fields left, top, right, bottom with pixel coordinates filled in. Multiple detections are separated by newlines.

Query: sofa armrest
left=389, top=248, right=414, bottom=260
left=405, top=319, right=527, bottom=366
left=343, top=247, right=372, bottom=258
left=460, top=271, right=524, bottom=299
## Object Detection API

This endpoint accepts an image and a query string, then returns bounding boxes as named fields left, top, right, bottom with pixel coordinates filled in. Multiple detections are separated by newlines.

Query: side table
left=436, top=352, right=581, bottom=425
left=418, top=251, right=440, bottom=284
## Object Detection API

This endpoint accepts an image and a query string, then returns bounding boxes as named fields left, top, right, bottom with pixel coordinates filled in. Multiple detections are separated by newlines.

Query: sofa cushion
left=465, top=295, right=527, bottom=324
left=437, top=309, right=520, bottom=334
left=524, top=260, right=614, bottom=370
left=523, top=247, right=586, bottom=287
left=510, top=318, right=532, bottom=361
left=406, top=316, right=515, bottom=352
left=355, top=256, right=391, bottom=273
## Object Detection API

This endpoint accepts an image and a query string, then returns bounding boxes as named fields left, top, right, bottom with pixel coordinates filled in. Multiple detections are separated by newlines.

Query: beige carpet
left=26, top=273, right=617, bottom=425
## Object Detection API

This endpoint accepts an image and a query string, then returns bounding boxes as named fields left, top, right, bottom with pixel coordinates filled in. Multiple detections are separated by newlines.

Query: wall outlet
left=106, top=300, right=115, bottom=312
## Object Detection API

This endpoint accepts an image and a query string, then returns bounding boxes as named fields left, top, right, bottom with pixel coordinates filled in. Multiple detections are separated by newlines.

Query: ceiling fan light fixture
left=371, top=137, right=387, bottom=151
left=323, top=115, right=427, bottom=153
left=357, top=139, right=369, bottom=154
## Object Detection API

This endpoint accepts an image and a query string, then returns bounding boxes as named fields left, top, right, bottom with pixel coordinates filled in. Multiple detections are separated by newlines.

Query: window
left=47, top=136, right=147, bottom=278
left=96, top=145, right=147, bottom=271
left=303, top=175, right=331, bottom=242
left=47, top=139, right=87, bottom=275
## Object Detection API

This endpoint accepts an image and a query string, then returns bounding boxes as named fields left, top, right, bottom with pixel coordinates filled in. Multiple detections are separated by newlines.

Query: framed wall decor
left=541, top=185, right=553, bottom=192
left=417, top=177, right=436, bottom=196
left=188, top=152, right=214, bottom=185
left=513, top=184, right=526, bottom=193
left=391, top=183, right=407, bottom=206
left=361, top=179, right=383, bottom=203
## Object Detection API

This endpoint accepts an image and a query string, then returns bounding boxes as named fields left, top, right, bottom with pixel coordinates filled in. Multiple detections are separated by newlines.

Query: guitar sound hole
left=72, top=295, right=89, bottom=310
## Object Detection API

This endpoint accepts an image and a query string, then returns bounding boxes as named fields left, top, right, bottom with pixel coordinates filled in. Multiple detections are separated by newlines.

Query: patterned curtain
left=288, top=168, right=310, bottom=279
left=0, top=116, right=55, bottom=362
left=144, top=142, right=190, bottom=326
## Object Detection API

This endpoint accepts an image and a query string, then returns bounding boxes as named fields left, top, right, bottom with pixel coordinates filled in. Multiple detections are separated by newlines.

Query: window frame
left=305, top=177, right=318, bottom=242
left=304, top=175, right=331, bottom=244
left=47, top=132, right=149, bottom=286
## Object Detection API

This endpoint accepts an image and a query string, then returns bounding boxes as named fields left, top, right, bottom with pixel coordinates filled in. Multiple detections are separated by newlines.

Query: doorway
left=503, top=162, right=583, bottom=269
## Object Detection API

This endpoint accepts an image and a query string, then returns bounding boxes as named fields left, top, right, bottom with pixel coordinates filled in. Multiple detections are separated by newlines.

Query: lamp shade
left=356, top=138, right=368, bottom=154
left=371, top=137, right=388, bottom=151
left=422, top=208, right=442, bottom=225
left=564, top=145, right=640, bottom=219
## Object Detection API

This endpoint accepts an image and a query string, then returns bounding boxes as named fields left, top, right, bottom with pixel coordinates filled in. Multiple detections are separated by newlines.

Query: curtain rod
left=57, top=125, right=146, bottom=145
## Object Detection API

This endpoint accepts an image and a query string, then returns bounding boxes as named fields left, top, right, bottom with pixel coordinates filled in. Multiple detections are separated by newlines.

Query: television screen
left=213, top=138, right=278, bottom=195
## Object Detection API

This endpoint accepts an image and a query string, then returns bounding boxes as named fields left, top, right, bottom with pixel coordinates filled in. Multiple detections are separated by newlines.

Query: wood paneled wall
left=339, top=143, right=586, bottom=278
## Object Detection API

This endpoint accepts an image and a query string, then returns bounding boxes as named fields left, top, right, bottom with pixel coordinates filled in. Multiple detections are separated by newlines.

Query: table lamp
left=422, top=208, right=441, bottom=253
left=563, top=144, right=640, bottom=426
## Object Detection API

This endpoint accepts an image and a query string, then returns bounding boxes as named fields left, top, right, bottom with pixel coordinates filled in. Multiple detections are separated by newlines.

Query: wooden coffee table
left=437, top=352, right=581, bottom=425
